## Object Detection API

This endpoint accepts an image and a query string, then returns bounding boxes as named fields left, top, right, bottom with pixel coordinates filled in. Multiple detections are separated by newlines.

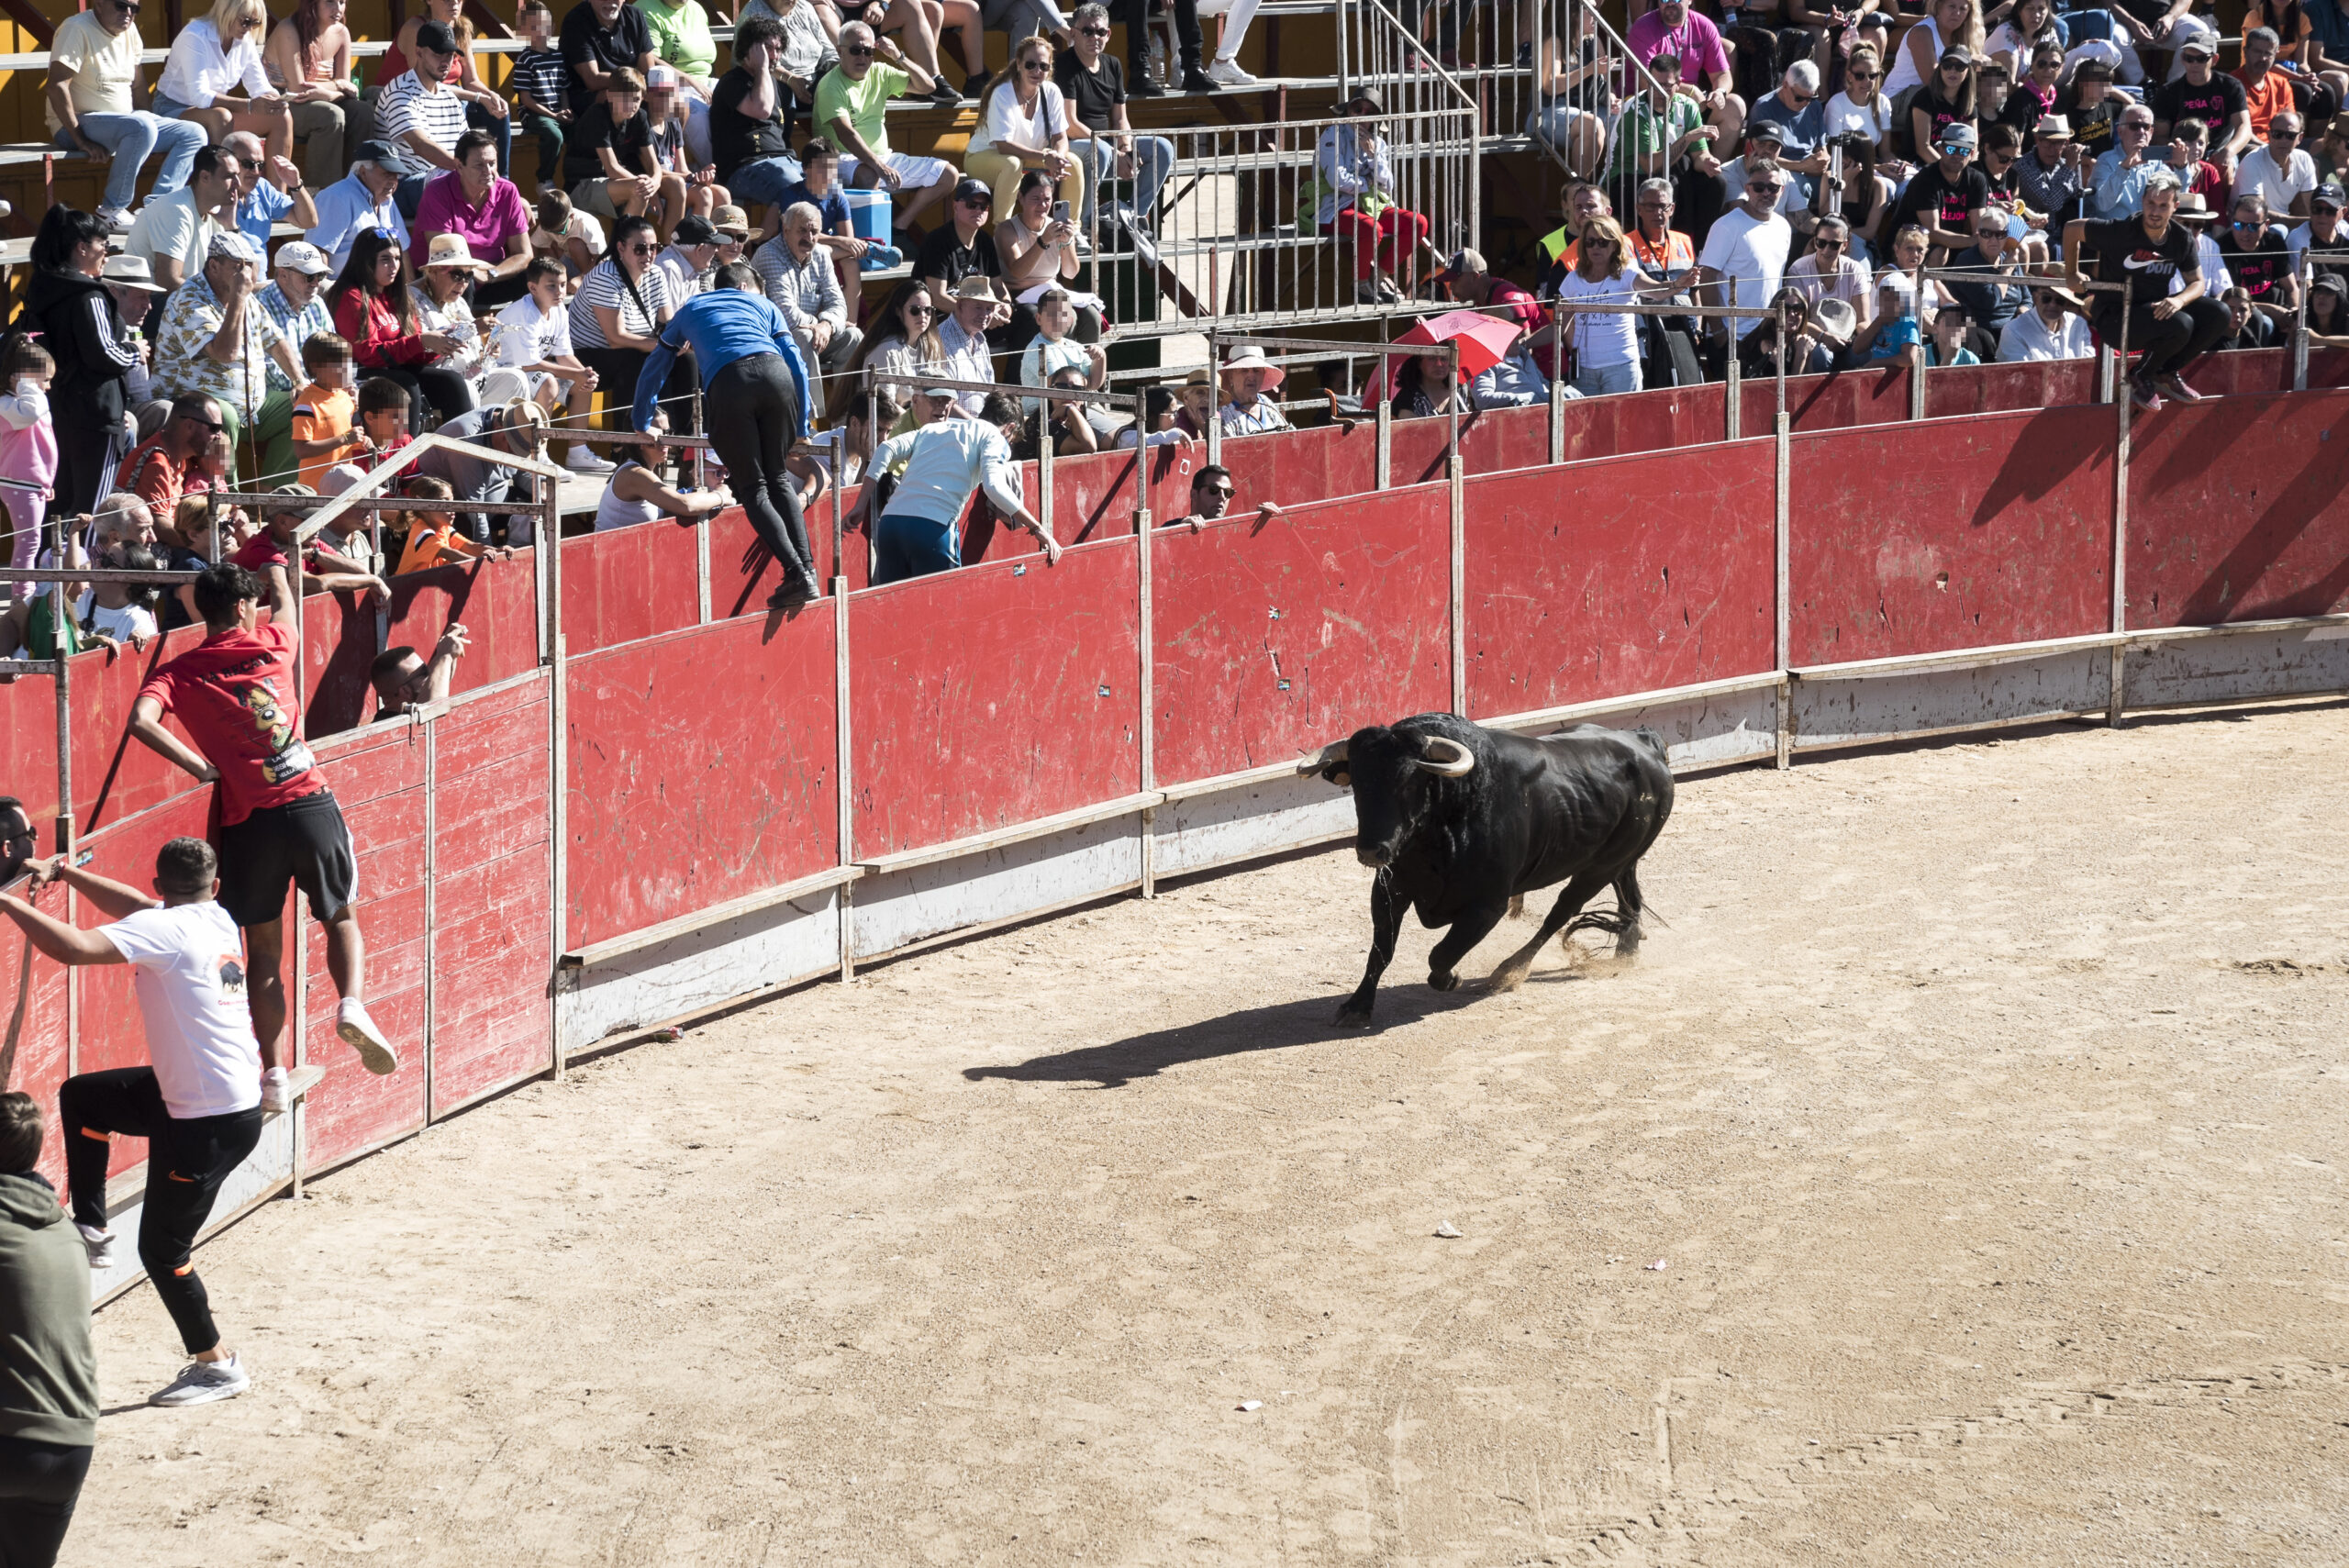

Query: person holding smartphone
left=996, top=167, right=1105, bottom=346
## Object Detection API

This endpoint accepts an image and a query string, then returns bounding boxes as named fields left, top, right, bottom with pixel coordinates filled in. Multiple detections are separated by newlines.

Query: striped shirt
left=375, top=69, right=467, bottom=170
left=568, top=259, right=675, bottom=351
left=507, top=44, right=568, bottom=111
left=255, top=282, right=333, bottom=395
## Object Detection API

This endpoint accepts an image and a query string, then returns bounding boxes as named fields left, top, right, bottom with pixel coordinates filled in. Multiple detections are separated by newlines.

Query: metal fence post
left=2292, top=252, right=2311, bottom=393
left=2109, top=296, right=2132, bottom=728
left=1775, top=406, right=1792, bottom=770
left=1133, top=391, right=1156, bottom=900
left=543, top=480, right=567, bottom=1080
left=835, top=573, right=854, bottom=983
left=1547, top=338, right=1565, bottom=465
left=1448, top=343, right=1466, bottom=717
left=1725, top=338, right=1741, bottom=442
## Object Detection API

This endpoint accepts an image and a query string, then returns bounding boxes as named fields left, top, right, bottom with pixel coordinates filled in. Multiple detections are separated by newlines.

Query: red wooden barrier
left=0, top=916, right=69, bottom=1182
left=848, top=535, right=1141, bottom=859
left=1463, top=443, right=1778, bottom=717
left=561, top=519, right=703, bottom=655
left=565, top=609, right=840, bottom=950
left=1152, top=484, right=1453, bottom=784
left=297, top=723, right=430, bottom=1169
left=1787, top=406, right=2115, bottom=664
left=2125, top=388, right=2349, bottom=628
left=67, top=628, right=206, bottom=836
left=424, top=676, right=553, bottom=1115
left=377, top=553, right=542, bottom=703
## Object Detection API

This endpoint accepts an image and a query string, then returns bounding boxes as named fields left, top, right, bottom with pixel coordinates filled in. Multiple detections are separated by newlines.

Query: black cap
left=352, top=139, right=399, bottom=166
left=2314, top=180, right=2347, bottom=210
left=413, top=18, right=458, bottom=54
left=673, top=215, right=718, bottom=245
left=952, top=175, right=992, bottom=205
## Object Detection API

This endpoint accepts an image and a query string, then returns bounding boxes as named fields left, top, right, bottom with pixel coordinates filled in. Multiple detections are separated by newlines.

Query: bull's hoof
left=1487, top=962, right=1531, bottom=994
left=1429, top=970, right=1460, bottom=993
left=1333, top=1001, right=1375, bottom=1028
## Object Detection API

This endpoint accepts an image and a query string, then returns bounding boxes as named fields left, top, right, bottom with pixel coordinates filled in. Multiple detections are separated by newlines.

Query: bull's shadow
left=961, top=986, right=1464, bottom=1089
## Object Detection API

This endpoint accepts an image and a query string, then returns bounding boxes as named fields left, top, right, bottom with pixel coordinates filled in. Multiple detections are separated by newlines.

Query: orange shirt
left=2235, top=65, right=2296, bottom=141
left=291, top=383, right=356, bottom=494
left=395, top=519, right=489, bottom=575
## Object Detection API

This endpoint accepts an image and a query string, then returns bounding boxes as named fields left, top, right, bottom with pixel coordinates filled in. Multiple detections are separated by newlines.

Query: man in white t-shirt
left=1697, top=158, right=1795, bottom=338
left=494, top=257, right=602, bottom=470
left=2237, top=112, right=2318, bottom=220
left=1, top=838, right=262, bottom=1410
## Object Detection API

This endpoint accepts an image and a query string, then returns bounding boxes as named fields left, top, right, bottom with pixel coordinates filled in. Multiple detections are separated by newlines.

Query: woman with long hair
left=1551, top=214, right=1653, bottom=396
left=1987, top=0, right=2065, bottom=72
left=329, top=228, right=474, bottom=430
left=996, top=168, right=1105, bottom=345
left=1822, top=43, right=1898, bottom=163
left=262, top=0, right=357, bottom=188
left=963, top=36, right=1084, bottom=225
left=1885, top=0, right=1981, bottom=97
left=155, top=0, right=294, bottom=159
left=378, top=0, right=511, bottom=172
left=841, top=281, right=949, bottom=416
left=24, top=206, right=137, bottom=518
left=567, top=215, right=689, bottom=454
left=1910, top=49, right=1980, bottom=164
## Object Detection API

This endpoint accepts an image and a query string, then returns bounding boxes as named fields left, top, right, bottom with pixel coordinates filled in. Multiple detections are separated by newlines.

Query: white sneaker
left=259, top=1066, right=291, bottom=1114
left=565, top=447, right=617, bottom=473
left=1206, top=56, right=1257, bottom=85
left=76, top=1223, right=117, bottom=1270
left=336, top=998, right=398, bottom=1076
left=95, top=205, right=133, bottom=234
left=150, top=1353, right=250, bottom=1407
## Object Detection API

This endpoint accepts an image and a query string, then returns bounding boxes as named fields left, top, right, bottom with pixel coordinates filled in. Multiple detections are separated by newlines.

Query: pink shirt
left=0, top=384, right=58, bottom=497
left=1626, top=8, right=1731, bottom=80
left=412, top=170, right=529, bottom=264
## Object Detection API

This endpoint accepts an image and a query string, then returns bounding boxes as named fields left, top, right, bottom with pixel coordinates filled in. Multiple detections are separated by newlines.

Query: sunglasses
left=1022, top=59, right=1049, bottom=72
left=107, top=0, right=139, bottom=10
left=2232, top=217, right=2265, bottom=228
left=1748, top=180, right=1783, bottom=191
left=624, top=241, right=654, bottom=254
left=906, top=303, right=937, bottom=316
left=236, top=156, right=263, bottom=171
left=1203, top=484, right=1236, bottom=498
left=181, top=415, right=227, bottom=433
left=1078, top=23, right=1109, bottom=34
left=2272, top=128, right=2302, bottom=139
left=843, top=42, right=874, bottom=55
left=1848, top=68, right=1877, bottom=78
left=1816, top=236, right=1844, bottom=247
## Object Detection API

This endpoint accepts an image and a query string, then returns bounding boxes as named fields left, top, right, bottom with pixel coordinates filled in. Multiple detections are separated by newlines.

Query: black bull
left=1300, top=714, right=1675, bottom=1022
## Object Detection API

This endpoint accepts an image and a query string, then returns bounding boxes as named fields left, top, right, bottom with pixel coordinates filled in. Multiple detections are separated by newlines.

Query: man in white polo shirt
left=1, top=839, right=264, bottom=1409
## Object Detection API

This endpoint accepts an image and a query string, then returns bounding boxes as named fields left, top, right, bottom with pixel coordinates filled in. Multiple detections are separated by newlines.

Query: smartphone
left=1051, top=200, right=1071, bottom=224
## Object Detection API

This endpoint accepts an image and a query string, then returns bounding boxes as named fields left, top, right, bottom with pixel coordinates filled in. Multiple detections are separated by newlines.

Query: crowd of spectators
left=9, top=0, right=2347, bottom=620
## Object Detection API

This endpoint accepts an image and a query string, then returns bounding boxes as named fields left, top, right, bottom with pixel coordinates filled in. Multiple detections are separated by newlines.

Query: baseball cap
left=1939, top=123, right=1977, bottom=151
left=673, top=214, right=718, bottom=246
left=952, top=176, right=992, bottom=206
left=206, top=230, right=259, bottom=264
left=1748, top=121, right=1787, bottom=145
left=352, top=139, right=399, bottom=166
left=2314, top=181, right=2346, bottom=211
left=2177, top=34, right=2216, bottom=56
left=273, top=239, right=330, bottom=275
left=1432, top=247, right=1486, bottom=282
left=413, top=18, right=458, bottom=53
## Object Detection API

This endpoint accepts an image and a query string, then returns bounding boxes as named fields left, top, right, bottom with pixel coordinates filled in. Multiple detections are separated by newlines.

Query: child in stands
left=0, top=336, right=58, bottom=604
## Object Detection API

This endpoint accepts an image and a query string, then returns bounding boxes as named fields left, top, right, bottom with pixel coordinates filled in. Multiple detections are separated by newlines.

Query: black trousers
left=59, top=1068, right=262, bottom=1356
left=0, top=1438, right=92, bottom=1568
left=361, top=364, right=476, bottom=432
left=1114, top=0, right=1199, bottom=77
left=53, top=403, right=122, bottom=519
left=2090, top=295, right=2232, bottom=383
left=705, top=353, right=816, bottom=588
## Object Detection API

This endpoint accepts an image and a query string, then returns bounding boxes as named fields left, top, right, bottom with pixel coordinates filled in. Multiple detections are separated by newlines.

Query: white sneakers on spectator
left=76, top=1223, right=116, bottom=1270
left=95, top=205, right=133, bottom=234
left=566, top=447, right=617, bottom=474
left=150, top=1353, right=250, bottom=1407
left=336, top=998, right=398, bottom=1076
left=260, top=1066, right=291, bottom=1114
left=1206, top=57, right=1256, bottom=85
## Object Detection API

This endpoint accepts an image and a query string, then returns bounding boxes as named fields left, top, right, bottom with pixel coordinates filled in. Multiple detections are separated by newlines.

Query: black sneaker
left=1129, top=73, right=1165, bottom=96
left=963, top=71, right=993, bottom=97
left=768, top=577, right=819, bottom=612
left=1180, top=67, right=1218, bottom=91
left=929, top=82, right=962, bottom=104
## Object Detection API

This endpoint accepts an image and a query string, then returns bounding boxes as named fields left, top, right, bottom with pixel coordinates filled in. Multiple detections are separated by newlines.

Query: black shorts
left=217, top=788, right=359, bottom=928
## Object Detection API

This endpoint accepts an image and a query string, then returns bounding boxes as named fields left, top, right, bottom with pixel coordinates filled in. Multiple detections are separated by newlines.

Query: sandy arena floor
left=61, top=700, right=2349, bottom=1566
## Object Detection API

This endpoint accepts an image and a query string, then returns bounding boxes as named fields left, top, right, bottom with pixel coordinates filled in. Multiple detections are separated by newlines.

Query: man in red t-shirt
left=127, top=561, right=398, bottom=1112
left=227, top=484, right=388, bottom=600
left=120, top=395, right=225, bottom=521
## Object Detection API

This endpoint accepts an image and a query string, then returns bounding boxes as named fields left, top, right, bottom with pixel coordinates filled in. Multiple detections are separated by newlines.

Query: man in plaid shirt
left=252, top=241, right=335, bottom=486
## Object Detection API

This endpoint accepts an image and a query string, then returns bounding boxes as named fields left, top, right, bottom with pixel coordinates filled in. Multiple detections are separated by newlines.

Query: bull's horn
left=1413, top=736, right=1475, bottom=777
left=1297, top=739, right=1350, bottom=776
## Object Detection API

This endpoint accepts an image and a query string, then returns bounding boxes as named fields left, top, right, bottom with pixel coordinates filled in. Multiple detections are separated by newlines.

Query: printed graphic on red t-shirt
left=137, top=619, right=322, bottom=826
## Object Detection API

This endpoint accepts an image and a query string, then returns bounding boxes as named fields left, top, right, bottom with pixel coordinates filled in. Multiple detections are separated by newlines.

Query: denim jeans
left=728, top=153, right=807, bottom=213
left=1571, top=359, right=1642, bottom=396
left=56, top=111, right=206, bottom=212
left=1079, top=133, right=1174, bottom=228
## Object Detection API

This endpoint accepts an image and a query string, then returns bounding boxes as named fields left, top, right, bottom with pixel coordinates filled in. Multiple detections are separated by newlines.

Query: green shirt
left=815, top=61, right=908, bottom=159
left=637, top=0, right=717, bottom=79
left=1609, top=93, right=1702, bottom=182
